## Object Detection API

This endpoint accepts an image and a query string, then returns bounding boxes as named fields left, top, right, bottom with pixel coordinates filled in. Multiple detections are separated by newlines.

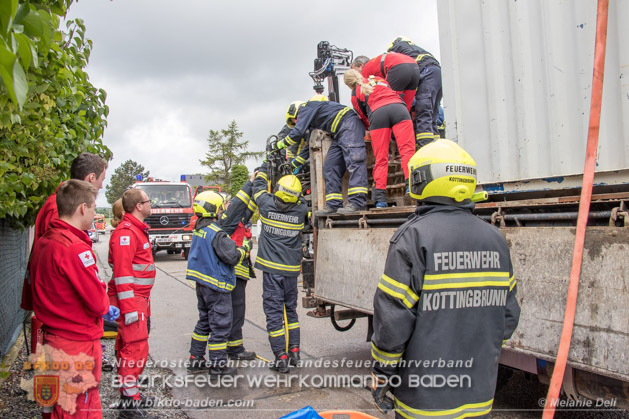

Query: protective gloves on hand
left=103, top=305, right=120, bottom=322
left=273, top=139, right=288, bottom=150
left=371, top=372, right=395, bottom=413
left=291, top=160, right=302, bottom=175
left=241, top=238, right=252, bottom=252
left=124, top=311, right=139, bottom=325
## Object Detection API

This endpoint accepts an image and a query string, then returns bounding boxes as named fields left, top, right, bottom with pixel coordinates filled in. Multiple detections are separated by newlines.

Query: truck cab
left=132, top=181, right=194, bottom=258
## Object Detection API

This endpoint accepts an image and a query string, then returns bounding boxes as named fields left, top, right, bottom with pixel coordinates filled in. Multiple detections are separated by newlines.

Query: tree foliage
left=105, top=160, right=149, bottom=205
left=199, top=120, right=263, bottom=193
left=0, top=0, right=111, bottom=228
left=229, top=164, right=249, bottom=198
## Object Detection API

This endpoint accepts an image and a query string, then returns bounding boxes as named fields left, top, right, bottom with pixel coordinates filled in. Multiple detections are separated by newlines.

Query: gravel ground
left=0, top=326, right=189, bottom=419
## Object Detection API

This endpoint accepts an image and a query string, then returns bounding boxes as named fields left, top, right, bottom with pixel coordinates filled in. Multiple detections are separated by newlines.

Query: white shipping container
left=437, top=0, right=628, bottom=191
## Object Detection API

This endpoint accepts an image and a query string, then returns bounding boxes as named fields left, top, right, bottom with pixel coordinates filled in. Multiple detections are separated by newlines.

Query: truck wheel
left=174, top=249, right=182, bottom=254
left=167, top=250, right=174, bottom=255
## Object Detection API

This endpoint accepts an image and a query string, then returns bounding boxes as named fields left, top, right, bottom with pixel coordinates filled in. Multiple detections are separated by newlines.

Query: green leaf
left=14, top=32, right=31, bottom=70
left=11, top=58, right=27, bottom=107
left=22, top=8, right=43, bottom=38
left=12, top=3, right=29, bottom=26
left=0, top=44, right=18, bottom=105
left=37, top=10, right=53, bottom=50
left=0, top=0, right=17, bottom=37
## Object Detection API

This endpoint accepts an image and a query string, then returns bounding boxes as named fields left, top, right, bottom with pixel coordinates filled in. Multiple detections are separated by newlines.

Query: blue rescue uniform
left=186, top=221, right=246, bottom=366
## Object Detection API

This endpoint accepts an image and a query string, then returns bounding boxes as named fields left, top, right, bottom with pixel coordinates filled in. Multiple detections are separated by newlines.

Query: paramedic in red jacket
left=29, top=179, right=111, bottom=418
left=344, top=69, right=416, bottom=207
left=351, top=52, right=420, bottom=112
left=22, top=152, right=107, bottom=311
left=108, top=188, right=155, bottom=411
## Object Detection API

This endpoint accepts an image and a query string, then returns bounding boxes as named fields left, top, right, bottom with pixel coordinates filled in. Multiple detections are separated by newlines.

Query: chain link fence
left=0, top=219, right=29, bottom=358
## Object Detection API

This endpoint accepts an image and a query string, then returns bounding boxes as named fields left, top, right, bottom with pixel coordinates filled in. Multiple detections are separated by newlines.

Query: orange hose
left=542, top=0, right=609, bottom=417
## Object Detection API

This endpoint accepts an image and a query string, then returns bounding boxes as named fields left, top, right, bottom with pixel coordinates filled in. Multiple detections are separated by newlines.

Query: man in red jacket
left=29, top=179, right=111, bottom=418
left=22, top=152, right=107, bottom=311
left=108, top=188, right=156, bottom=414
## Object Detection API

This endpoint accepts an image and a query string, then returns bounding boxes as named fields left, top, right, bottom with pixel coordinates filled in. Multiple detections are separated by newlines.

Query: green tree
left=199, top=120, right=263, bottom=193
left=0, top=0, right=111, bottom=228
left=229, top=164, right=249, bottom=198
left=105, top=160, right=149, bottom=205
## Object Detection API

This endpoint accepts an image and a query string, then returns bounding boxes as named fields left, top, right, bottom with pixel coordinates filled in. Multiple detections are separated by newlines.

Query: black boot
left=208, top=359, right=237, bottom=377
left=117, top=394, right=158, bottom=419
left=228, top=349, right=257, bottom=361
left=372, top=188, right=388, bottom=208
left=287, top=346, right=301, bottom=367
left=337, top=203, right=365, bottom=214
left=186, top=355, right=209, bottom=374
left=270, top=352, right=290, bottom=373
left=314, top=206, right=337, bottom=216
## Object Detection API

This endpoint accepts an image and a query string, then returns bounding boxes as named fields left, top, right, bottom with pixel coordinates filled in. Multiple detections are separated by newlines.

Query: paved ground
left=4, top=232, right=625, bottom=418
left=94, top=237, right=385, bottom=418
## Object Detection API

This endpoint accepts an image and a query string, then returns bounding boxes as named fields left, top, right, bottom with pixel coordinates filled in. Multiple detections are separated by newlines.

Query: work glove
left=241, top=238, right=252, bottom=252
left=291, top=160, right=302, bottom=175
left=273, top=139, right=288, bottom=150
left=124, top=311, right=139, bottom=325
left=371, top=372, right=395, bottom=414
left=103, top=305, right=120, bottom=322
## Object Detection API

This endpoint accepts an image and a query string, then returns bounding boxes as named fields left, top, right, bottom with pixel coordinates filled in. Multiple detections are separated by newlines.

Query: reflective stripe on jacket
left=252, top=162, right=309, bottom=276
left=186, top=222, right=244, bottom=292
left=108, top=213, right=155, bottom=315
left=372, top=203, right=520, bottom=417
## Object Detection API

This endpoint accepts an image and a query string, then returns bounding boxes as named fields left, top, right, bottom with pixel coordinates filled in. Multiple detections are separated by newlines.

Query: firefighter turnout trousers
left=369, top=103, right=416, bottom=190
left=189, top=283, right=232, bottom=366
left=262, top=272, right=300, bottom=355
left=227, top=277, right=248, bottom=355
left=415, top=64, right=443, bottom=147
left=324, top=114, right=368, bottom=209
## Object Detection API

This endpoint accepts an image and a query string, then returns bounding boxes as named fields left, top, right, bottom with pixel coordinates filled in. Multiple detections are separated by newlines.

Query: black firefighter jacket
left=252, top=163, right=309, bottom=277
left=371, top=203, right=520, bottom=418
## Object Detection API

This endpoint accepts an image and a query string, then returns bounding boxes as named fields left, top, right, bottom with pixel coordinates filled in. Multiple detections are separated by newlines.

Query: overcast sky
left=65, top=0, right=439, bottom=207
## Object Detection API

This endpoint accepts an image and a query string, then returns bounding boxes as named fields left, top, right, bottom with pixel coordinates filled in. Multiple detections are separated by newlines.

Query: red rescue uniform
left=351, top=77, right=416, bottom=192
left=361, top=52, right=420, bottom=111
left=29, top=219, right=109, bottom=418
left=108, top=213, right=156, bottom=392
left=21, top=185, right=62, bottom=311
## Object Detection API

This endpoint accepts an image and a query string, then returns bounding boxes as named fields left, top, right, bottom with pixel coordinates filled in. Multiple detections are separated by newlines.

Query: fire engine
left=132, top=176, right=195, bottom=259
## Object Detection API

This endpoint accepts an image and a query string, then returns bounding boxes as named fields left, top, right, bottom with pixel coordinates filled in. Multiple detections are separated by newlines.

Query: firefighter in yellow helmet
left=279, top=95, right=329, bottom=175
left=252, top=166, right=309, bottom=373
left=274, top=96, right=369, bottom=214
left=185, top=191, right=251, bottom=377
left=370, top=139, right=520, bottom=417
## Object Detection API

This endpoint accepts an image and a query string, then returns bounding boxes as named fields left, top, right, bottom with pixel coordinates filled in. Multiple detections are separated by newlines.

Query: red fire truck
left=132, top=178, right=195, bottom=259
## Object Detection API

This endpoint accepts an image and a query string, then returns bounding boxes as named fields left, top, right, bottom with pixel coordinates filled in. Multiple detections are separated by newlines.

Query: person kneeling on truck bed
left=370, top=139, right=521, bottom=417
left=252, top=163, right=309, bottom=373
left=273, top=96, right=369, bottom=215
